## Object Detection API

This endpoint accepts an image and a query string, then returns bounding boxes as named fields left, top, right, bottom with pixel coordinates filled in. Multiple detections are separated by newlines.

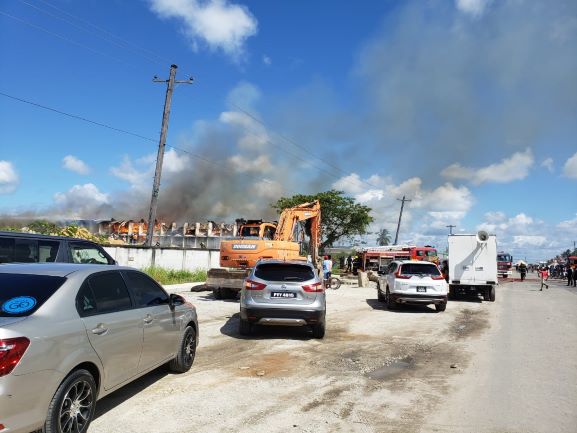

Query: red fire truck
left=497, top=251, right=513, bottom=278
left=357, top=245, right=439, bottom=273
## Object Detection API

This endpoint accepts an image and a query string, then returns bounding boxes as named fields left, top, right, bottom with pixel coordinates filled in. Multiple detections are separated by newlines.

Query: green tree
left=377, top=228, right=391, bottom=246
left=272, top=190, right=373, bottom=250
left=27, top=220, right=60, bottom=235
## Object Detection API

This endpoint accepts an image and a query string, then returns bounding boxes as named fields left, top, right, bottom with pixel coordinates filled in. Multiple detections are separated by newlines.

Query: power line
left=17, top=0, right=169, bottom=66
left=0, top=91, right=156, bottom=142
left=0, top=10, right=138, bottom=69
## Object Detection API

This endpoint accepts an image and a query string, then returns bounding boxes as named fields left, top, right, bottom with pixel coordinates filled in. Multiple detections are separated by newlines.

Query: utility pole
left=146, top=64, right=193, bottom=247
left=393, top=195, right=411, bottom=245
left=446, top=225, right=456, bottom=235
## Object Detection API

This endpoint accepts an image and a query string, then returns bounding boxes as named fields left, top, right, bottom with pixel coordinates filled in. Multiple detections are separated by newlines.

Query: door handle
left=91, top=324, right=108, bottom=335
left=143, top=314, right=153, bottom=324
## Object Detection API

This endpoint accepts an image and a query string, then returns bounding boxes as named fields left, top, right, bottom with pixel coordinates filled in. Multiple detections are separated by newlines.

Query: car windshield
left=254, top=263, right=315, bottom=282
left=497, top=254, right=512, bottom=262
left=0, top=273, right=66, bottom=317
left=399, top=263, right=440, bottom=276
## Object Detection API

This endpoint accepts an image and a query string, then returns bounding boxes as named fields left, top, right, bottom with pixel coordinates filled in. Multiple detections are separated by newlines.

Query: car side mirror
left=169, top=293, right=185, bottom=310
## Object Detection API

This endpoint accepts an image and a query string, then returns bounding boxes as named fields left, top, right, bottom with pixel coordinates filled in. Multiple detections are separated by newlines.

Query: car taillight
left=0, top=337, right=30, bottom=377
left=244, top=280, right=266, bottom=290
left=394, top=271, right=411, bottom=279
left=302, top=282, right=324, bottom=292
left=432, top=275, right=445, bottom=280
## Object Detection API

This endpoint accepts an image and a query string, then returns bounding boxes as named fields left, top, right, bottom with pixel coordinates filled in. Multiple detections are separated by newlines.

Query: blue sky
left=0, top=0, right=576, bottom=262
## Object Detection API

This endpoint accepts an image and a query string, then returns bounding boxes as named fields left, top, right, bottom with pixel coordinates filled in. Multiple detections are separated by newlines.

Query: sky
left=0, top=0, right=576, bottom=262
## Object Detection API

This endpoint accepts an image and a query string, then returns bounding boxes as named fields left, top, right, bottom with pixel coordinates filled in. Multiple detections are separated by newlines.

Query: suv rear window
left=399, top=263, right=441, bottom=276
left=0, top=273, right=66, bottom=317
left=254, top=263, right=315, bottom=282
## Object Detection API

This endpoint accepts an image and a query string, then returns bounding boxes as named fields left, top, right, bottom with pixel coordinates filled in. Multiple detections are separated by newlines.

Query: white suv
left=377, top=260, right=448, bottom=312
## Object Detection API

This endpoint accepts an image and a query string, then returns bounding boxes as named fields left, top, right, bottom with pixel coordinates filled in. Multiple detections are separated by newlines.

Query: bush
left=142, top=267, right=207, bottom=285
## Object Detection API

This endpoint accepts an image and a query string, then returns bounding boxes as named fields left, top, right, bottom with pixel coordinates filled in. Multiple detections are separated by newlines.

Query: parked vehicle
left=239, top=259, right=326, bottom=338
left=448, top=231, right=498, bottom=301
left=356, top=244, right=439, bottom=274
left=497, top=251, right=513, bottom=278
left=0, top=263, right=198, bottom=433
left=0, top=231, right=115, bottom=265
left=377, top=260, right=448, bottom=311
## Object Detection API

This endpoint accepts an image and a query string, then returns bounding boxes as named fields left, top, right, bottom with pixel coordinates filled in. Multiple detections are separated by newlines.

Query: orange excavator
left=207, top=200, right=321, bottom=299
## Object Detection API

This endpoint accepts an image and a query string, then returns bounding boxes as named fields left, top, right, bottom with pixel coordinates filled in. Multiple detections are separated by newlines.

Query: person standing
left=572, top=265, right=577, bottom=287
left=346, top=255, right=353, bottom=273
left=568, top=265, right=574, bottom=286
left=539, top=267, right=549, bottom=291
left=519, top=262, right=527, bottom=281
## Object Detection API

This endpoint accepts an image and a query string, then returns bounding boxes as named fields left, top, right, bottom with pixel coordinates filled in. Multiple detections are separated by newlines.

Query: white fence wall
left=104, top=246, right=220, bottom=271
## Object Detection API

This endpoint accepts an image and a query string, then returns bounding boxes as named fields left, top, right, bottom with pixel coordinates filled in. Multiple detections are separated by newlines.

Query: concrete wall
left=104, top=246, right=220, bottom=271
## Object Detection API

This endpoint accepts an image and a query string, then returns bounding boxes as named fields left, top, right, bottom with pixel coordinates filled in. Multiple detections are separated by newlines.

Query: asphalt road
left=425, top=275, right=577, bottom=433
left=88, top=276, right=577, bottom=433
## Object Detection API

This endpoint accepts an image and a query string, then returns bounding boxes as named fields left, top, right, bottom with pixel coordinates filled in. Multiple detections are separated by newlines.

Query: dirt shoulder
left=89, top=283, right=497, bottom=433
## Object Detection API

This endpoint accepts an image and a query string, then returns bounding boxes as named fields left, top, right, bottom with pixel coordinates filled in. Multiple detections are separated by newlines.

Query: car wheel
left=239, top=318, right=252, bottom=336
left=386, top=287, right=397, bottom=310
left=169, top=326, right=197, bottom=373
left=312, top=321, right=325, bottom=339
left=44, top=369, right=96, bottom=433
left=435, top=303, right=446, bottom=312
left=377, top=284, right=385, bottom=302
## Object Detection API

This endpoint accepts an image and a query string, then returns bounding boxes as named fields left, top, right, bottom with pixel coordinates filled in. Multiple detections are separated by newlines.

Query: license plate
left=416, top=286, right=427, bottom=293
left=271, top=292, right=296, bottom=298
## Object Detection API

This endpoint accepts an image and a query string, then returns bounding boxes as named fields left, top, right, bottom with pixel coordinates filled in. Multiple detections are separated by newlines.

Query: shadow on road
left=196, top=293, right=239, bottom=303
left=365, top=298, right=436, bottom=313
left=220, top=312, right=314, bottom=341
left=94, top=366, right=170, bottom=420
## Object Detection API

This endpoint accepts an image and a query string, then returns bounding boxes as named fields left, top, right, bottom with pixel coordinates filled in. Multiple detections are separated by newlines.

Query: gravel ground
left=88, top=277, right=576, bottom=433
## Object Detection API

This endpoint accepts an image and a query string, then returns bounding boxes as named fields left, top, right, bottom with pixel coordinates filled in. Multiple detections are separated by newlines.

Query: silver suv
left=377, top=260, right=448, bottom=312
left=239, top=259, right=326, bottom=338
left=0, top=264, right=198, bottom=433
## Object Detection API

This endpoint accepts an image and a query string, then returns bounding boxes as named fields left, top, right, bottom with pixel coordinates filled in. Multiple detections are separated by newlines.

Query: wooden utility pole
left=393, top=195, right=411, bottom=245
left=446, top=225, right=456, bottom=235
left=146, top=64, right=193, bottom=247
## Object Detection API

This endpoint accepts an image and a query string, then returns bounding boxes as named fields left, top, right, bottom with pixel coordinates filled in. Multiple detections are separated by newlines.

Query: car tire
left=489, top=286, right=496, bottom=302
left=239, top=318, right=252, bottom=336
left=312, top=321, right=325, bottom=339
left=386, top=287, right=397, bottom=310
left=377, top=284, right=385, bottom=302
left=435, top=303, right=446, bottom=312
left=44, top=369, right=97, bottom=433
left=169, top=326, right=197, bottom=373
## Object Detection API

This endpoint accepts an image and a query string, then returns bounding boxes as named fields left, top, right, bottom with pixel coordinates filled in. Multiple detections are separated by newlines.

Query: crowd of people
left=517, top=261, right=576, bottom=288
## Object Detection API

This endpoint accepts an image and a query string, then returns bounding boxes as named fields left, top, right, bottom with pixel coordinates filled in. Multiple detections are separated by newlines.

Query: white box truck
left=448, top=231, right=498, bottom=302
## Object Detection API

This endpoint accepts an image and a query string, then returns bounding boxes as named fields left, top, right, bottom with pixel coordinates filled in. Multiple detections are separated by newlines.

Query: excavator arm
left=274, top=200, right=321, bottom=263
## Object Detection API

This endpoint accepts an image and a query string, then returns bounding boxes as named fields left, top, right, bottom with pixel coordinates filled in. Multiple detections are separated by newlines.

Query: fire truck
left=497, top=251, right=513, bottom=278
left=356, top=245, right=438, bottom=273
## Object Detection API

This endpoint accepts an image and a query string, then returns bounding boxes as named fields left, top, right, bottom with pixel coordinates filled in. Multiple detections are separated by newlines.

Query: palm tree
left=377, top=228, right=391, bottom=246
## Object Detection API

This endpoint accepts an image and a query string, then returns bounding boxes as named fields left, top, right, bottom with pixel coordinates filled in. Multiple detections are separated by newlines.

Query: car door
left=122, top=270, right=181, bottom=372
left=386, top=262, right=398, bottom=289
left=76, top=271, right=143, bottom=390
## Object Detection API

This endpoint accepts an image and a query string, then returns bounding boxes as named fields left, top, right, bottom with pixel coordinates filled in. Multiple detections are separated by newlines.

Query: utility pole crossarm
left=145, top=64, right=193, bottom=247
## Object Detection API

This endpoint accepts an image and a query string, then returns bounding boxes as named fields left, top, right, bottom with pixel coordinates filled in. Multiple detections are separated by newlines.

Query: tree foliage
left=272, top=190, right=373, bottom=250
left=377, top=228, right=391, bottom=246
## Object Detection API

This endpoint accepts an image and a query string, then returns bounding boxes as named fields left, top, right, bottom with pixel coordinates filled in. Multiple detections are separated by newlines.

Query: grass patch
left=142, top=267, right=207, bottom=285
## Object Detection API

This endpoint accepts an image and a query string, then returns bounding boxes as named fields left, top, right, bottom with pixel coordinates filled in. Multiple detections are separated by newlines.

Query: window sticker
left=2, top=296, right=37, bottom=314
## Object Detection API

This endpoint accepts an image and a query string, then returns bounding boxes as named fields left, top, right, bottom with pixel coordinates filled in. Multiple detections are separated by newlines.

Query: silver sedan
left=0, top=263, right=198, bottom=433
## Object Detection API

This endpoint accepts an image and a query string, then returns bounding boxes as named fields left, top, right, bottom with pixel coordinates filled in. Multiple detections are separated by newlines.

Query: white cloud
left=455, top=0, right=492, bottom=17
left=541, top=157, right=554, bottom=173
left=262, top=55, right=271, bottom=65
left=415, top=183, right=474, bottom=212
left=62, top=155, right=90, bottom=175
left=149, top=0, right=257, bottom=60
left=163, top=149, right=190, bottom=174
left=53, top=184, right=109, bottom=218
left=512, top=235, right=547, bottom=248
left=110, top=156, right=151, bottom=190
left=441, top=148, right=534, bottom=185
left=0, top=160, right=19, bottom=194
left=558, top=214, right=577, bottom=234
left=562, top=152, right=577, bottom=179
